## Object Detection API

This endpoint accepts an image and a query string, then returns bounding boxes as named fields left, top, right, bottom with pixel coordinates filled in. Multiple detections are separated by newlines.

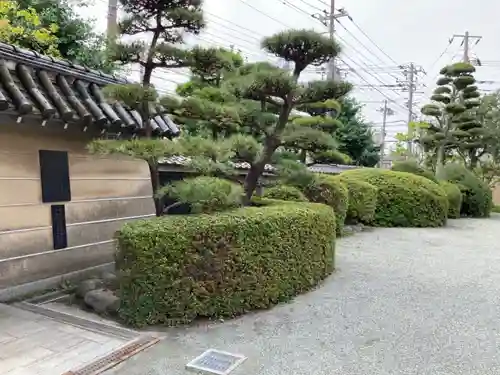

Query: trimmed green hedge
left=439, top=181, right=462, bottom=219
left=340, top=169, right=448, bottom=227
left=116, top=201, right=336, bottom=327
left=391, top=160, right=437, bottom=182
left=442, top=164, right=492, bottom=217
left=338, top=177, right=378, bottom=224
left=263, top=185, right=308, bottom=202
left=303, top=175, right=348, bottom=236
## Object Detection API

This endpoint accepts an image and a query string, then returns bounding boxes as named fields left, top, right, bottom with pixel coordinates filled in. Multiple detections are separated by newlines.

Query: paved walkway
left=108, top=215, right=500, bottom=375
left=0, top=303, right=128, bottom=374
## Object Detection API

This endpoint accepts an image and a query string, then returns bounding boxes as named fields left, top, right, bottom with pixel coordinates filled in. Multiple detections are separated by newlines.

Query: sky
left=77, top=0, right=500, bottom=146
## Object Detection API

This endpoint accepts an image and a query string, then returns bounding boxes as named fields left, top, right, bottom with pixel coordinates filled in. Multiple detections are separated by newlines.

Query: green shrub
left=439, top=181, right=462, bottom=219
left=303, top=175, right=348, bottom=236
left=340, top=169, right=448, bottom=227
left=263, top=185, right=308, bottom=202
left=391, top=160, right=437, bottom=182
left=442, top=163, right=492, bottom=217
left=492, top=205, right=500, bottom=213
left=338, top=177, right=378, bottom=223
left=159, top=176, right=242, bottom=214
left=116, top=201, right=336, bottom=327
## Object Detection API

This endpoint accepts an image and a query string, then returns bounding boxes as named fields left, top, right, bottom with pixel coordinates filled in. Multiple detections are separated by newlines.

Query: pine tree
left=170, top=29, right=352, bottom=201
left=105, top=0, right=205, bottom=137
left=420, top=62, right=482, bottom=177
left=89, top=0, right=205, bottom=216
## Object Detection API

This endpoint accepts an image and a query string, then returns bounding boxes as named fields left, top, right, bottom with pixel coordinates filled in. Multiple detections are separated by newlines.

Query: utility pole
left=377, top=100, right=394, bottom=167
left=312, top=6, right=351, bottom=80
left=406, top=63, right=414, bottom=153
left=107, top=0, right=118, bottom=42
left=399, top=63, right=425, bottom=154
left=450, top=31, right=482, bottom=63
left=328, top=0, right=335, bottom=79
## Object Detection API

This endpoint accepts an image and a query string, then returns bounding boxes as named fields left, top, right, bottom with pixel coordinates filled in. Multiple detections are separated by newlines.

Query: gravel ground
left=108, top=215, right=500, bottom=375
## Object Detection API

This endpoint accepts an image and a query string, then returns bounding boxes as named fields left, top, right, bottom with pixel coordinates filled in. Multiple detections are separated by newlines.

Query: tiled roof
left=160, top=157, right=357, bottom=175
left=159, top=155, right=276, bottom=171
left=0, top=42, right=179, bottom=136
left=307, top=163, right=360, bottom=174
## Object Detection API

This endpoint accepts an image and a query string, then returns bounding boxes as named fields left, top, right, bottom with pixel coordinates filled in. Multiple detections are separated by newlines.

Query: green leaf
left=262, top=29, right=341, bottom=72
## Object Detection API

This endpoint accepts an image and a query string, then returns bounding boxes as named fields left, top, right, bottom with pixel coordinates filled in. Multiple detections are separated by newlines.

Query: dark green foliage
left=158, top=177, right=243, bottom=214
left=116, top=201, right=336, bottom=326
left=391, top=160, right=437, bottom=182
left=439, top=181, right=463, bottom=219
left=338, top=177, right=378, bottom=224
left=312, top=149, right=352, bottom=165
left=420, top=62, right=483, bottom=176
left=263, top=185, right=308, bottom=202
left=302, top=175, right=348, bottom=236
left=442, top=164, right=492, bottom=217
left=16, top=0, right=115, bottom=71
left=334, top=97, right=380, bottom=167
left=341, top=169, right=448, bottom=227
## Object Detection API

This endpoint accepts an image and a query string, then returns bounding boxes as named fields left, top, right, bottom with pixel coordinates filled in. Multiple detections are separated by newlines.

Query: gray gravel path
left=109, top=215, right=500, bottom=375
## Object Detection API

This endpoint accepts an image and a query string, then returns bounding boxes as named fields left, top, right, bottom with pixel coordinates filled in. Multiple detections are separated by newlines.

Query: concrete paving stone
left=0, top=302, right=132, bottom=375
left=24, top=339, right=123, bottom=375
left=57, top=322, right=127, bottom=343
left=106, top=216, right=500, bottom=375
left=0, top=346, right=55, bottom=373
left=35, top=328, right=88, bottom=352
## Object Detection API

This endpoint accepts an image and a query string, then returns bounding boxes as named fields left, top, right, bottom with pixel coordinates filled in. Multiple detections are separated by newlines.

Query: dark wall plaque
left=39, top=150, right=71, bottom=203
left=51, top=204, right=67, bottom=249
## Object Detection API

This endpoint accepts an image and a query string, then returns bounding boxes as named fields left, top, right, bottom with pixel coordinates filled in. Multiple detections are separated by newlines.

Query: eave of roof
left=0, top=42, right=179, bottom=137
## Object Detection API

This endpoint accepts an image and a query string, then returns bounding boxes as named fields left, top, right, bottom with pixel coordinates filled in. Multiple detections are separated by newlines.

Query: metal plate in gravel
left=186, top=349, right=247, bottom=375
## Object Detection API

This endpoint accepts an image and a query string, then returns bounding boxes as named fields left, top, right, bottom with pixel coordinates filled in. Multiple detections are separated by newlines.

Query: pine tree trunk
left=299, top=149, right=307, bottom=163
left=148, top=160, right=162, bottom=216
left=435, top=145, right=445, bottom=180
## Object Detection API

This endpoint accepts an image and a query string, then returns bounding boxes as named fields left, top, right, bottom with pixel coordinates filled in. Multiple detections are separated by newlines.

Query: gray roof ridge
left=0, top=41, right=128, bottom=86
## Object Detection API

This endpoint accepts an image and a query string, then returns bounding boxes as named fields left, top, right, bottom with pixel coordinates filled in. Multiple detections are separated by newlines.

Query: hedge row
left=439, top=181, right=462, bottom=219
left=338, top=177, right=378, bottom=224
left=341, top=169, right=448, bottom=227
left=391, top=161, right=492, bottom=218
left=116, top=200, right=336, bottom=327
left=442, top=164, right=492, bottom=218
left=302, top=175, right=349, bottom=236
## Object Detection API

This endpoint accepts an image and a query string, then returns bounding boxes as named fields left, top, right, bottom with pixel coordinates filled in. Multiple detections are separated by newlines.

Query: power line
left=348, top=19, right=399, bottom=66
left=336, top=20, right=402, bottom=81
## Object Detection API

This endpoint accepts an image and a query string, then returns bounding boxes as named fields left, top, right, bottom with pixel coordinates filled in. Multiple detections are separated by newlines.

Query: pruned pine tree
left=286, top=100, right=342, bottom=163
left=88, top=0, right=205, bottom=216
left=166, top=47, right=244, bottom=138
left=105, top=0, right=204, bottom=138
left=165, top=30, right=352, bottom=201
left=420, top=62, right=482, bottom=178
left=224, top=29, right=352, bottom=201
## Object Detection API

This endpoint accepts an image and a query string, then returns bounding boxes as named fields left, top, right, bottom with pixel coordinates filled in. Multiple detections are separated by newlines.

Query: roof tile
left=0, top=42, right=179, bottom=137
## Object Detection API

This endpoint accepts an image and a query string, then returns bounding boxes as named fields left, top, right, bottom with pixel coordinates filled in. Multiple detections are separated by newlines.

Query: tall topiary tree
left=420, top=62, right=482, bottom=178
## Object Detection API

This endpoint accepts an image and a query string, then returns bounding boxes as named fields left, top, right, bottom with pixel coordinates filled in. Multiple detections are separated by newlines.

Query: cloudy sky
left=78, top=0, right=500, bottom=144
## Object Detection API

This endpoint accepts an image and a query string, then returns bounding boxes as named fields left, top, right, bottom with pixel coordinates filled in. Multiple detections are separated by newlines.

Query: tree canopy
left=420, top=62, right=482, bottom=177
left=0, top=0, right=60, bottom=57
left=9, top=0, right=115, bottom=72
